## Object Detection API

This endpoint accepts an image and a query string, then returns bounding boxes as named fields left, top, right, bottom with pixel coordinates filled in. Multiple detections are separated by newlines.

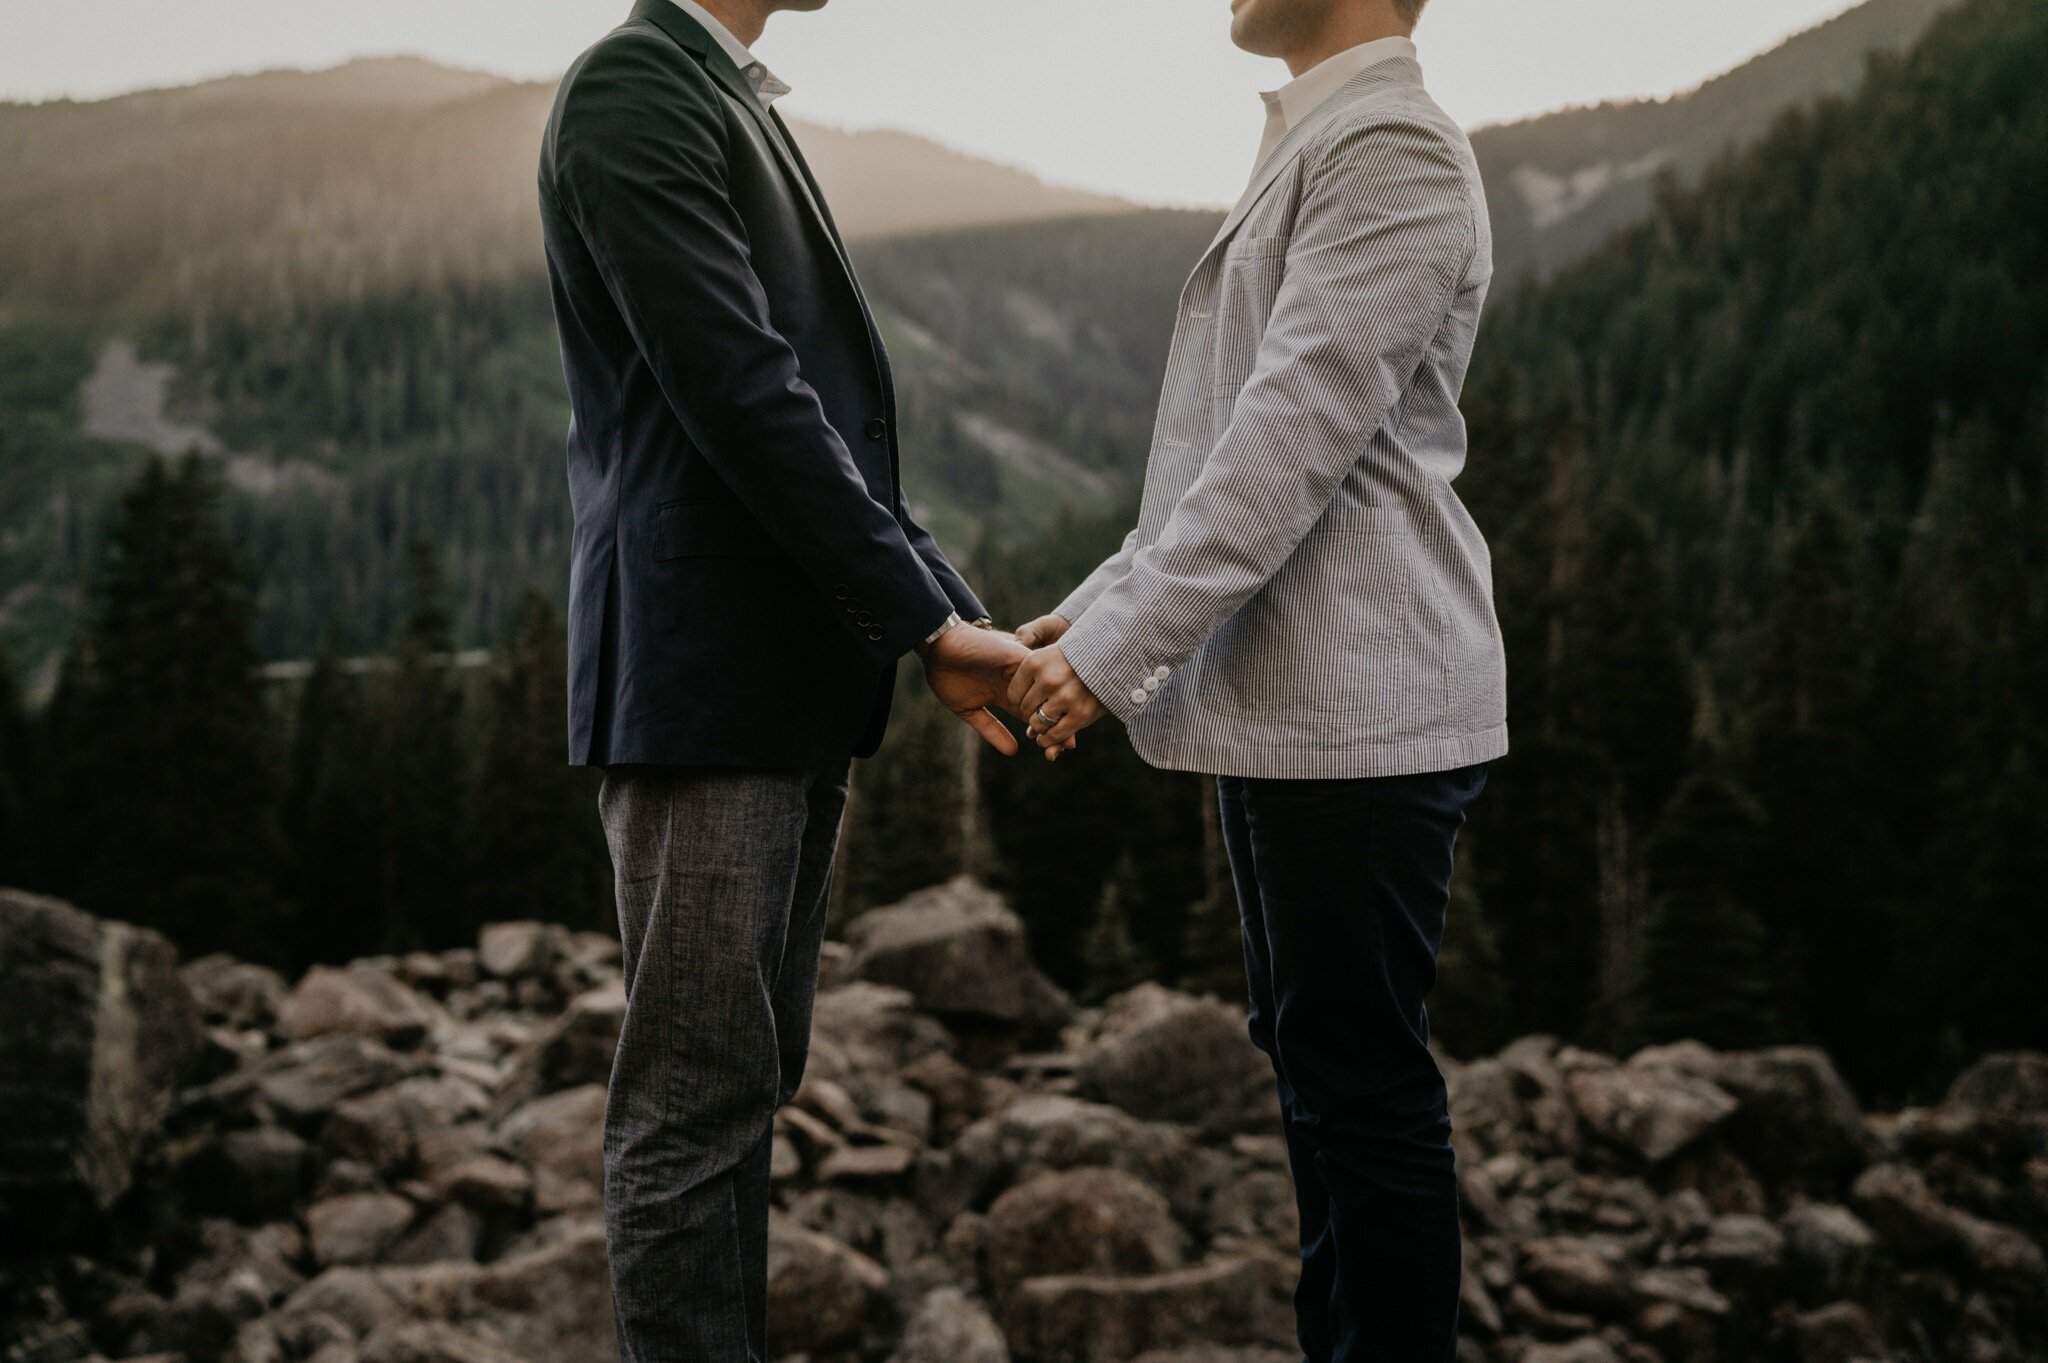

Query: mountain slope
left=1471, top=0, right=1963, bottom=284
left=0, top=57, right=1132, bottom=317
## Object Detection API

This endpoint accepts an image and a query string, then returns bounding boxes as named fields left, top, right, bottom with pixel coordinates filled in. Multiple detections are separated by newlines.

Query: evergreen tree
left=471, top=589, right=609, bottom=933
left=833, top=670, right=964, bottom=924
left=1635, top=774, right=1780, bottom=1050
left=282, top=627, right=382, bottom=964
left=65, top=456, right=282, bottom=958
left=374, top=534, right=470, bottom=952
left=1082, top=852, right=1157, bottom=1004
left=0, top=643, right=31, bottom=887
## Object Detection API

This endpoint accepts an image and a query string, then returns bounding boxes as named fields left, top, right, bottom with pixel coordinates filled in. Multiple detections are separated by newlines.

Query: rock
left=1944, top=1051, right=2048, bottom=1114
left=384, top=1204, right=483, bottom=1267
left=476, top=922, right=564, bottom=982
left=279, top=965, right=440, bottom=1050
left=307, top=1192, right=418, bottom=1267
left=325, top=1074, right=492, bottom=1176
left=1631, top=1265, right=1730, bottom=1316
left=1680, top=1213, right=1784, bottom=1288
left=811, top=981, right=958, bottom=1077
left=234, top=1035, right=421, bottom=1129
left=496, top=1084, right=606, bottom=1213
left=192, top=1125, right=313, bottom=1221
left=1791, top=1300, right=1887, bottom=1363
left=358, top=1321, right=529, bottom=1363
left=842, top=878, right=1071, bottom=1032
left=888, top=1286, right=1009, bottom=1363
left=1781, top=1202, right=1876, bottom=1301
left=1128, top=1350, right=1295, bottom=1363
left=1521, top=1340, right=1623, bottom=1363
left=0, top=890, right=203, bottom=1240
left=1072, top=984, right=1274, bottom=1136
left=765, top=1212, right=891, bottom=1357
left=185, top=954, right=290, bottom=1030
left=431, top=1155, right=532, bottom=1213
left=999, top=1252, right=1294, bottom=1363
left=817, top=1141, right=918, bottom=1184
left=1566, top=1054, right=1737, bottom=1164
left=984, top=1167, right=1187, bottom=1299
left=1714, top=1047, right=1871, bottom=1180
left=1520, top=1236, right=1635, bottom=1315
left=490, top=983, right=625, bottom=1115
left=376, top=1218, right=615, bottom=1363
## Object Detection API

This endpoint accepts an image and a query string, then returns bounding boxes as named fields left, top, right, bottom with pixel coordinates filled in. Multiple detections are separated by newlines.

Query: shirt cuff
left=1059, top=612, right=1176, bottom=726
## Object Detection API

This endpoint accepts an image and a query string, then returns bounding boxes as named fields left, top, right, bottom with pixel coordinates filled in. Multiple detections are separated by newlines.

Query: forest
left=0, top=0, right=2043, bottom=1109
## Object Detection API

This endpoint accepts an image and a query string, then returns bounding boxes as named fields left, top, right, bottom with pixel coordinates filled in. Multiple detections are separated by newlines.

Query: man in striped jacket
left=1008, top=0, right=1505, bottom=1356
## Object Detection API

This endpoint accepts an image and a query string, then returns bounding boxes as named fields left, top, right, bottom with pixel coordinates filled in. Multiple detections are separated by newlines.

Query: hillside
left=1471, top=0, right=1963, bottom=283
left=0, top=56, right=1133, bottom=317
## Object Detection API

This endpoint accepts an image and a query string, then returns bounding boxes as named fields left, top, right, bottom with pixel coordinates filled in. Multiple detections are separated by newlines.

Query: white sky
left=2, top=0, right=1864, bottom=206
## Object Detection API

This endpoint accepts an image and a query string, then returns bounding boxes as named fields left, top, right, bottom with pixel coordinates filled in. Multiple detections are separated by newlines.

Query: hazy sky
left=3, top=0, right=1864, bottom=205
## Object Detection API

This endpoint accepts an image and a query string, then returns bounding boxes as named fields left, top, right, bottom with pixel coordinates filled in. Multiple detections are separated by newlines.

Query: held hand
left=922, top=625, right=1031, bottom=755
left=1014, top=613, right=1072, bottom=649
left=1007, top=643, right=1107, bottom=761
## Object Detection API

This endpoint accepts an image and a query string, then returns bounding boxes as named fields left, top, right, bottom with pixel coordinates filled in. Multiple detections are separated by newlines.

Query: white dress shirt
left=665, top=0, right=792, bottom=106
left=1250, top=35, right=1418, bottom=179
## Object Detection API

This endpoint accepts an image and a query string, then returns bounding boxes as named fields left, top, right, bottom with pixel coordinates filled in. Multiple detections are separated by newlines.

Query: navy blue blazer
left=538, top=0, right=987, bottom=768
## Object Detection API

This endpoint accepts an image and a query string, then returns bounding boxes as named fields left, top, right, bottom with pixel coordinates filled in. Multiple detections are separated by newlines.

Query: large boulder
left=1944, top=1051, right=2048, bottom=1114
left=765, top=1211, right=892, bottom=1357
left=1565, top=1049, right=1737, bottom=1165
left=842, top=879, right=1071, bottom=1032
left=998, top=1252, right=1294, bottom=1363
left=1072, top=985, right=1274, bottom=1136
left=984, top=1167, right=1188, bottom=1299
left=490, top=982, right=626, bottom=1116
left=278, top=964, right=441, bottom=1050
left=889, top=1286, right=1009, bottom=1363
left=1712, top=1047, right=1871, bottom=1180
left=0, top=890, right=202, bottom=1239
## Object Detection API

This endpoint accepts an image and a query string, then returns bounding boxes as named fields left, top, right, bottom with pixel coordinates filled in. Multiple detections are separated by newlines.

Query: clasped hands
left=919, top=614, right=1106, bottom=761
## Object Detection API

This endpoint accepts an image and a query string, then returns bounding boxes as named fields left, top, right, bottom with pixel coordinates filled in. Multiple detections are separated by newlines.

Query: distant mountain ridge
left=0, top=56, right=1134, bottom=317
left=1470, top=0, right=1964, bottom=283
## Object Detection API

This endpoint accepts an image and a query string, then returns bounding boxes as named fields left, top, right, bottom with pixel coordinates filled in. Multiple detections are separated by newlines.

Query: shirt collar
left=665, top=0, right=792, bottom=106
left=1260, top=35, right=1417, bottom=136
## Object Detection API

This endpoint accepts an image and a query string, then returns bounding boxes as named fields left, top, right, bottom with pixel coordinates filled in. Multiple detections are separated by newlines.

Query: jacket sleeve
left=896, top=485, right=990, bottom=622
left=1058, top=117, right=1475, bottom=722
left=1053, top=527, right=1140, bottom=625
left=548, top=32, right=954, bottom=663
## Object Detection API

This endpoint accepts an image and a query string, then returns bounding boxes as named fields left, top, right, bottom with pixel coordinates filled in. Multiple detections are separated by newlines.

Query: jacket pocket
left=651, top=497, right=784, bottom=561
left=1210, top=520, right=1448, bottom=726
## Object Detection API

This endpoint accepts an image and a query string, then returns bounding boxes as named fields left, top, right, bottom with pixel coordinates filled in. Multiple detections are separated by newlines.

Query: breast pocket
left=1211, top=513, right=1449, bottom=728
left=1210, top=234, right=1292, bottom=404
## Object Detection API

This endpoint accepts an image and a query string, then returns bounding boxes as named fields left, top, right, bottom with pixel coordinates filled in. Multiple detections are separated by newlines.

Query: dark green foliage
left=282, top=629, right=384, bottom=963
left=51, top=457, right=283, bottom=958
left=1082, top=853, right=1158, bottom=1005
left=0, top=643, right=31, bottom=886
left=833, top=672, right=969, bottom=924
left=1635, top=775, right=1781, bottom=1050
left=469, top=590, right=610, bottom=934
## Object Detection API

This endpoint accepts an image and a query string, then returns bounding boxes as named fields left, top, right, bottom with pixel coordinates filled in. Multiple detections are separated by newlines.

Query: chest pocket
left=1210, top=234, right=1292, bottom=421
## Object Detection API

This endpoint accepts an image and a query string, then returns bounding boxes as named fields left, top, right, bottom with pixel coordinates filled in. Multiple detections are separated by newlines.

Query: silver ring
left=1033, top=707, right=1058, bottom=728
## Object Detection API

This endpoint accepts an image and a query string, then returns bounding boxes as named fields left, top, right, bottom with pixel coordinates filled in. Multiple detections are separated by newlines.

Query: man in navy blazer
left=537, top=0, right=1026, bottom=1355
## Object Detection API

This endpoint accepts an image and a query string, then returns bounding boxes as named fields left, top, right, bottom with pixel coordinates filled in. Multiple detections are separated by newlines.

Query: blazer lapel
left=1199, top=54, right=1425, bottom=264
left=631, top=0, right=855, bottom=285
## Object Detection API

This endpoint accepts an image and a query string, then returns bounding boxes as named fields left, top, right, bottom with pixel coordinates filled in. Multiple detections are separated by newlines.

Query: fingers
left=1040, top=697, right=1096, bottom=747
left=1015, top=621, right=1046, bottom=648
left=960, top=706, right=1019, bottom=756
left=1005, top=654, right=1037, bottom=711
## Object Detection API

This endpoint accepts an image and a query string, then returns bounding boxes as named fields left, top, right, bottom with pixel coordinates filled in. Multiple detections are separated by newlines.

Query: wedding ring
left=1033, top=707, right=1058, bottom=729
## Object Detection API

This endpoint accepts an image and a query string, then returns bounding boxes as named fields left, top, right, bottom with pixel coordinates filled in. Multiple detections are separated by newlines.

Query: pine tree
left=833, top=670, right=964, bottom=922
left=471, top=589, right=609, bottom=933
left=1082, top=852, right=1157, bottom=1004
left=1634, top=774, right=1780, bottom=1050
left=0, top=643, right=32, bottom=887
left=374, top=534, right=469, bottom=952
left=65, top=456, right=282, bottom=958
left=282, top=627, right=382, bottom=964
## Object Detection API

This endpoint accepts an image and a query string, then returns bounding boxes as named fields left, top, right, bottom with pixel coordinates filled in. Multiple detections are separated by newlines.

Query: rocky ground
left=2, top=880, right=2045, bottom=1363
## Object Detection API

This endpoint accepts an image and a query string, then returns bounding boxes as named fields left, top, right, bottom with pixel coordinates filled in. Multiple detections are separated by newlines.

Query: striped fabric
left=1056, top=53, right=1507, bottom=780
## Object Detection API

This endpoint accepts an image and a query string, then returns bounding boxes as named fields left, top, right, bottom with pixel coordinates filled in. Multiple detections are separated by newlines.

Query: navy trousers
left=1216, top=761, right=1489, bottom=1363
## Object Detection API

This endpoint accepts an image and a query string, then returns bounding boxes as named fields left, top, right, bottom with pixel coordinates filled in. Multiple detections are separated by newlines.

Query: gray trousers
left=595, top=761, right=852, bottom=1363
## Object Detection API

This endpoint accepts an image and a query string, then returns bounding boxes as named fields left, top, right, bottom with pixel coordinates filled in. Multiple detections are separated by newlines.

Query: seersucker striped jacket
left=1055, top=52, right=1507, bottom=780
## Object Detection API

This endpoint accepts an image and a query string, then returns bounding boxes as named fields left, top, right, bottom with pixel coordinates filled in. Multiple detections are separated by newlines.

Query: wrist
left=915, top=610, right=964, bottom=662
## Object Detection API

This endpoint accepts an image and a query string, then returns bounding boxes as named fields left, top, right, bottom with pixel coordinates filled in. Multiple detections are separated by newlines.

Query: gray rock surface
left=6, top=885, right=2046, bottom=1363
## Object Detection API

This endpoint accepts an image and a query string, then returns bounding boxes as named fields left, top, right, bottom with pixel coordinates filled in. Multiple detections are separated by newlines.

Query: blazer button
left=834, top=585, right=850, bottom=600
left=865, top=418, right=888, bottom=441
left=1131, top=689, right=1150, bottom=706
left=868, top=628, right=883, bottom=641
left=856, top=610, right=874, bottom=625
